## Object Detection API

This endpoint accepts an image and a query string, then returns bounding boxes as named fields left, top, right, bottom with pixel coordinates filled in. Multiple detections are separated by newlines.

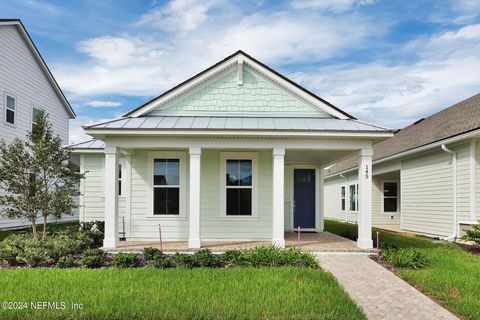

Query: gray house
left=324, top=93, right=480, bottom=239
left=0, top=19, right=76, bottom=229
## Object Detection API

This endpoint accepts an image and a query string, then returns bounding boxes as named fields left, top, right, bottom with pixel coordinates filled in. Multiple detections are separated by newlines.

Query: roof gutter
left=326, top=127, right=480, bottom=178
left=441, top=144, right=458, bottom=241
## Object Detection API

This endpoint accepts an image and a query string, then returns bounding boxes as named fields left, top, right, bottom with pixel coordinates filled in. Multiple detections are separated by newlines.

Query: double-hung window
left=153, top=159, right=180, bottom=215
left=5, top=94, right=15, bottom=125
left=349, top=184, right=358, bottom=211
left=221, top=153, right=257, bottom=217
left=382, top=181, right=399, bottom=213
left=341, top=186, right=346, bottom=211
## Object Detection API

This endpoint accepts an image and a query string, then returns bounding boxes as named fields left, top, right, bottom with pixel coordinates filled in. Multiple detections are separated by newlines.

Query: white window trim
left=349, top=183, right=358, bottom=213
left=146, top=151, right=187, bottom=218
left=4, top=92, right=17, bottom=127
left=31, top=106, right=46, bottom=131
left=341, top=185, right=346, bottom=212
left=219, top=152, right=258, bottom=219
left=118, top=158, right=126, bottom=198
left=381, top=180, right=400, bottom=214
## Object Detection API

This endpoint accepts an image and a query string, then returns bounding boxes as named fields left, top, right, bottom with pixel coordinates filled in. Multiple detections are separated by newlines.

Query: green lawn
left=0, top=268, right=365, bottom=320
left=325, top=219, right=480, bottom=320
left=0, top=221, right=78, bottom=241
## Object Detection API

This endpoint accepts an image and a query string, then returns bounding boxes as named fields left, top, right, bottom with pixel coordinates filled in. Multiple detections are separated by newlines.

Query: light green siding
left=147, top=67, right=329, bottom=116
left=200, top=149, right=273, bottom=240
left=80, top=149, right=274, bottom=241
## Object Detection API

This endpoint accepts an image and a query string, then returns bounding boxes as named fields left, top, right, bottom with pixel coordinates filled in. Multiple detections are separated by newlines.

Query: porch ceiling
left=285, top=149, right=358, bottom=166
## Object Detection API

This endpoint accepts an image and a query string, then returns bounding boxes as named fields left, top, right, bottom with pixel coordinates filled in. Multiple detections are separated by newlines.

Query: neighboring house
left=324, top=93, right=480, bottom=239
left=0, top=19, right=77, bottom=229
left=72, top=51, right=393, bottom=250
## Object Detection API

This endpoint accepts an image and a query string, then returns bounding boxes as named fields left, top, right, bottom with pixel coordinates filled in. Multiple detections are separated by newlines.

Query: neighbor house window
left=349, top=184, right=358, bottom=211
left=341, top=186, right=346, bottom=211
left=383, top=181, right=399, bottom=213
left=32, top=107, right=43, bottom=132
left=226, top=160, right=252, bottom=215
left=5, top=94, right=16, bottom=125
left=153, top=159, right=180, bottom=215
left=118, top=163, right=122, bottom=196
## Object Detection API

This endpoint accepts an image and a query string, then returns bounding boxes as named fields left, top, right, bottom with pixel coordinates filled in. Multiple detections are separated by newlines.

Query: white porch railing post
left=188, top=147, right=201, bottom=249
left=357, top=147, right=373, bottom=249
left=103, top=145, right=119, bottom=249
left=272, top=148, right=285, bottom=248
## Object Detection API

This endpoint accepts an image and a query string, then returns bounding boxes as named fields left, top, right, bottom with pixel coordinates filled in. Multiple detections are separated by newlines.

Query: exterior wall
left=147, top=66, right=329, bottom=117
left=80, top=149, right=274, bottom=241
left=476, top=141, right=480, bottom=223
left=0, top=25, right=73, bottom=229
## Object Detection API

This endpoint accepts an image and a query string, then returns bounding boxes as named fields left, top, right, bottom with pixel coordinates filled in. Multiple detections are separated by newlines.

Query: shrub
left=112, top=252, right=141, bottom=268
left=461, top=222, right=480, bottom=246
left=381, top=242, right=399, bottom=252
left=193, top=249, right=223, bottom=268
left=172, top=253, right=199, bottom=268
left=380, top=248, right=429, bottom=269
left=151, top=254, right=176, bottom=269
left=45, top=233, right=82, bottom=262
left=57, top=256, right=76, bottom=268
left=79, top=221, right=105, bottom=248
left=15, top=239, right=50, bottom=267
left=226, top=246, right=318, bottom=268
left=0, top=234, right=30, bottom=265
left=80, top=249, right=108, bottom=269
left=142, top=247, right=163, bottom=261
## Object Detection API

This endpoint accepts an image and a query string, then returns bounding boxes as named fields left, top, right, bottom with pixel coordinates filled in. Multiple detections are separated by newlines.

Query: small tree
left=461, top=221, right=480, bottom=246
left=0, top=111, right=83, bottom=240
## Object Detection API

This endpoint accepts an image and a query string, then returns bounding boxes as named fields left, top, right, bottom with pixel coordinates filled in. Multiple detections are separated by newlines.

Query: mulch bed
left=369, top=254, right=398, bottom=273
left=456, top=242, right=480, bottom=256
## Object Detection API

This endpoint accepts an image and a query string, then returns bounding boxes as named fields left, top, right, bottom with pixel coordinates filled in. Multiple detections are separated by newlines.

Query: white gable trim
left=126, top=52, right=351, bottom=119
left=0, top=20, right=75, bottom=118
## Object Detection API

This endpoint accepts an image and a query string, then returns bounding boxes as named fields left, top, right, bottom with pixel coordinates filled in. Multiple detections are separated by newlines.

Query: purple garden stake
left=159, top=225, right=163, bottom=251
left=297, top=226, right=301, bottom=250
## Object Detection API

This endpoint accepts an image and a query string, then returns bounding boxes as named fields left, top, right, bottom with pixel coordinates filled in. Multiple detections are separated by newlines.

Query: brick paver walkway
left=318, top=255, right=458, bottom=320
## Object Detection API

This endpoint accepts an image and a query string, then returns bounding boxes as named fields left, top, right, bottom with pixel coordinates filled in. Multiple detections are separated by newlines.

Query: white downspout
left=340, top=174, right=348, bottom=222
left=441, top=144, right=457, bottom=241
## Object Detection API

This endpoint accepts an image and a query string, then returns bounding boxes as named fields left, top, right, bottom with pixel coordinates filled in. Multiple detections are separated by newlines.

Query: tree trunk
left=42, top=217, right=47, bottom=240
left=31, top=221, right=38, bottom=240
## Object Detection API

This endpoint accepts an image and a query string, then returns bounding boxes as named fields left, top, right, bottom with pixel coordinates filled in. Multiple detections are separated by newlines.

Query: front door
left=294, top=169, right=316, bottom=229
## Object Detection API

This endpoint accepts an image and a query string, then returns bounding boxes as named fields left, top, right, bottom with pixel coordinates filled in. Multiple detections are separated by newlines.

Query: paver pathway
left=318, top=255, right=458, bottom=320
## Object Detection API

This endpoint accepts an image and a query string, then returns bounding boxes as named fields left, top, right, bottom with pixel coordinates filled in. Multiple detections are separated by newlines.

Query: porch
left=115, top=231, right=370, bottom=253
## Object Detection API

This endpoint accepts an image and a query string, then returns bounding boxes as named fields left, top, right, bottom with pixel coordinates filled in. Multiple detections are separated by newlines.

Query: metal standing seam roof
left=67, top=139, right=105, bottom=149
left=84, top=116, right=391, bottom=132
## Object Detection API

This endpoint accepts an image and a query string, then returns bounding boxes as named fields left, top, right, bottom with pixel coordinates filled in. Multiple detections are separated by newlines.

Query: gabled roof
left=0, top=19, right=75, bottom=118
left=123, top=50, right=355, bottom=120
left=326, top=92, right=480, bottom=176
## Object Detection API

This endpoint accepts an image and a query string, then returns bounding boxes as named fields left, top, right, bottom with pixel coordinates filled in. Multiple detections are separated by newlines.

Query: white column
left=357, top=147, right=373, bottom=249
left=103, top=145, right=119, bottom=249
left=272, top=148, right=285, bottom=248
left=318, top=166, right=325, bottom=232
left=188, top=147, right=201, bottom=249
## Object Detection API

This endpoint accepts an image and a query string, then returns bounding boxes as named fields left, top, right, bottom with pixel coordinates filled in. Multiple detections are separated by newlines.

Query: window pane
left=341, top=199, right=345, bottom=211
left=6, top=109, right=14, bottom=124
left=154, top=159, right=179, bottom=185
left=6, top=96, right=15, bottom=110
left=341, top=186, right=345, bottom=198
left=153, top=187, right=179, bottom=215
left=118, top=180, right=122, bottom=196
left=239, top=160, right=252, bottom=186
left=383, top=182, right=397, bottom=197
left=226, top=160, right=239, bottom=186
left=349, top=185, right=356, bottom=211
left=226, top=188, right=252, bottom=215
left=384, top=198, right=397, bottom=212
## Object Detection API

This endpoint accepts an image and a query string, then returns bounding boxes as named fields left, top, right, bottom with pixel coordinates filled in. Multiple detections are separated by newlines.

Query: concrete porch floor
left=114, top=231, right=371, bottom=252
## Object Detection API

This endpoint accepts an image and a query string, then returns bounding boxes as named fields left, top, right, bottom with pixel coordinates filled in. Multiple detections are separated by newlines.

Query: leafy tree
left=461, top=221, right=480, bottom=246
left=0, top=111, right=83, bottom=240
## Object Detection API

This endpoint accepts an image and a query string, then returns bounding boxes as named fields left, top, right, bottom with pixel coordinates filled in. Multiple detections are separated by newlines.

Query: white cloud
left=291, top=0, right=375, bottom=12
left=136, top=0, right=213, bottom=32
left=55, top=6, right=374, bottom=98
left=85, top=100, right=122, bottom=107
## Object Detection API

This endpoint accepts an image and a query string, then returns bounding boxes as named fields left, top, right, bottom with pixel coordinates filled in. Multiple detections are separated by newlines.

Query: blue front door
left=294, top=169, right=316, bottom=229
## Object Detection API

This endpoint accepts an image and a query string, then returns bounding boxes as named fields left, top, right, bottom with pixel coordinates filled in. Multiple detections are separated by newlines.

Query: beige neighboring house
left=324, top=93, right=480, bottom=239
left=0, top=19, right=77, bottom=229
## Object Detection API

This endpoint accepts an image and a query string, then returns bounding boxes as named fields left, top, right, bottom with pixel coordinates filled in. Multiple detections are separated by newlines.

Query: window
left=153, top=159, right=180, bottom=215
left=226, top=160, right=252, bottom=215
left=383, top=181, right=399, bottom=213
left=341, top=186, right=346, bottom=211
left=5, top=94, right=15, bottom=125
left=118, top=163, right=122, bottom=196
left=349, top=184, right=358, bottom=211
left=32, top=107, right=43, bottom=132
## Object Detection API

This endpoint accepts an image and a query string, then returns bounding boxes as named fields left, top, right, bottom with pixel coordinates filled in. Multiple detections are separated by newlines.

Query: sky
left=2, top=0, right=480, bottom=143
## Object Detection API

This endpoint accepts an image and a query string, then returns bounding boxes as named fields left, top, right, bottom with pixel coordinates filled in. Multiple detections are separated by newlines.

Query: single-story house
left=72, top=51, right=393, bottom=250
left=324, top=93, right=480, bottom=239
